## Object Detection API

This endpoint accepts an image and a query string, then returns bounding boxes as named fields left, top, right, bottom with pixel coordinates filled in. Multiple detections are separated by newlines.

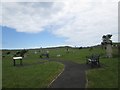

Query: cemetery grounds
left=2, top=43, right=119, bottom=88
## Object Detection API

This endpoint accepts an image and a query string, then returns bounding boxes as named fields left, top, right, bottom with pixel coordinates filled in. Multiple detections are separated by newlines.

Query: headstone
left=34, top=51, right=37, bottom=54
left=57, top=54, right=61, bottom=57
left=106, top=44, right=112, bottom=58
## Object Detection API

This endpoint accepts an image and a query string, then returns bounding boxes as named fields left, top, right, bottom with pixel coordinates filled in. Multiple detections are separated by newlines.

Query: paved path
left=49, top=60, right=89, bottom=88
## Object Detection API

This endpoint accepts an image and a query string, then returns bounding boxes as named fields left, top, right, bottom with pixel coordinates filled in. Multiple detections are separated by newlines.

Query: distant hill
left=2, top=42, right=120, bottom=51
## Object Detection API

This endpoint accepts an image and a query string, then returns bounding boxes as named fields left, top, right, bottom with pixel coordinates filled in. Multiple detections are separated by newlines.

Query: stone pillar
left=101, top=34, right=112, bottom=58
left=106, top=44, right=112, bottom=58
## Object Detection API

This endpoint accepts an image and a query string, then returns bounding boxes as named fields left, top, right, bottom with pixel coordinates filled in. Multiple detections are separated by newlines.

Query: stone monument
left=101, top=34, right=112, bottom=58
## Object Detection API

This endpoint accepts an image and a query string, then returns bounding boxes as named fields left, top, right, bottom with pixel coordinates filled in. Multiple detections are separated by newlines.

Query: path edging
left=47, top=66, right=65, bottom=88
left=85, top=71, right=89, bottom=88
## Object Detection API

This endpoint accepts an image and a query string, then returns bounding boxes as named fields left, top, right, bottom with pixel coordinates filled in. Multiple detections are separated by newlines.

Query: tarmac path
left=49, top=60, right=89, bottom=88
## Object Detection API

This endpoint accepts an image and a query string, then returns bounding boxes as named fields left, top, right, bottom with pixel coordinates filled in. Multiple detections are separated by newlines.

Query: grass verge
left=86, top=57, right=118, bottom=88
left=2, top=57, right=64, bottom=88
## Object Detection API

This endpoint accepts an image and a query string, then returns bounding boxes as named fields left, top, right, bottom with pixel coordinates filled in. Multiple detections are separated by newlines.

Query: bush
left=6, top=52, right=10, bottom=55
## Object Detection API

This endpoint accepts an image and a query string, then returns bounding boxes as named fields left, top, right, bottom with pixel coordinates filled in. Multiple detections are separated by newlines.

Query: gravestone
left=40, top=50, right=49, bottom=59
left=57, top=54, right=61, bottom=57
left=34, top=51, right=37, bottom=54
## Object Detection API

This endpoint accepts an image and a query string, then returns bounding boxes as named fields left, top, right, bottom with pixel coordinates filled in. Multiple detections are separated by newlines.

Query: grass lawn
left=86, top=57, right=118, bottom=88
left=2, top=56, right=64, bottom=88
left=2, top=43, right=119, bottom=88
left=85, top=45, right=119, bottom=88
left=49, top=46, right=106, bottom=64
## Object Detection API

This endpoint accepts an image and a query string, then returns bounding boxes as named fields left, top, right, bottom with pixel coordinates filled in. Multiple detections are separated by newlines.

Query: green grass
left=49, top=47, right=106, bottom=64
left=86, top=57, right=118, bottom=88
left=2, top=43, right=119, bottom=88
left=2, top=56, right=64, bottom=88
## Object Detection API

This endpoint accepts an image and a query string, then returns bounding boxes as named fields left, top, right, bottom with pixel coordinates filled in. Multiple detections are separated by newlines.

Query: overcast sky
left=1, top=0, right=119, bottom=49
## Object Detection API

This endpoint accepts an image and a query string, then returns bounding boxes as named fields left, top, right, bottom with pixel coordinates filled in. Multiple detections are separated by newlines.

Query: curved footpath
left=49, top=60, right=89, bottom=88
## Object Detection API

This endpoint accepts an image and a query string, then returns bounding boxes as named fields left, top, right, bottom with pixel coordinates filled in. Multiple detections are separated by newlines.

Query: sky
left=0, top=0, right=119, bottom=49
